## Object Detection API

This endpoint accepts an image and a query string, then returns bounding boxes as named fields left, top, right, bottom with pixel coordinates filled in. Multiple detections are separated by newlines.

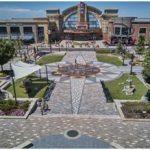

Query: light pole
left=10, top=63, right=17, bottom=104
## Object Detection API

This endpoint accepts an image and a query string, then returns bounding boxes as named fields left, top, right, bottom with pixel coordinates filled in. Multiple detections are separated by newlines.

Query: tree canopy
left=116, top=40, right=124, bottom=54
left=0, top=39, right=16, bottom=71
left=143, top=45, right=150, bottom=83
left=136, top=35, right=145, bottom=54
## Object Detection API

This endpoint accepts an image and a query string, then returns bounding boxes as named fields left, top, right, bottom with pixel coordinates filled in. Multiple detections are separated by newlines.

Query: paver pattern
left=0, top=116, right=150, bottom=148
left=44, top=51, right=118, bottom=115
left=1, top=51, right=150, bottom=149
left=70, top=77, right=85, bottom=114
left=45, top=83, right=72, bottom=114
left=79, top=83, right=118, bottom=115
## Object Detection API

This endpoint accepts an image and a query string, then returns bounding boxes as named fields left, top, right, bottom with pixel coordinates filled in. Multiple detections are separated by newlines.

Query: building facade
left=0, top=2, right=150, bottom=44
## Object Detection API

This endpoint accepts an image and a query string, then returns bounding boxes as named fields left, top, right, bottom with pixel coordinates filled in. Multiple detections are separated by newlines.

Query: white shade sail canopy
left=11, top=61, right=42, bottom=80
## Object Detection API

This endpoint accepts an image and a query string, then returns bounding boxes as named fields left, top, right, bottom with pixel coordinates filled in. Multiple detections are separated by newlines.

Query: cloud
left=0, top=7, right=44, bottom=13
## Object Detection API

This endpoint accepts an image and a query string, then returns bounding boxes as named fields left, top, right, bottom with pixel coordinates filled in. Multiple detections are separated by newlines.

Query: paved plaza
left=0, top=51, right=150, bottom=148
left=35, top=51, right=120, bottom=115
left=0, top=116, right=150, bottom=148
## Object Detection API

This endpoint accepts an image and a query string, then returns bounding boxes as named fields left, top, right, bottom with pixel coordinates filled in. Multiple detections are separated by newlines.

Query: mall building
left=0, top=2, right=150, bottom=44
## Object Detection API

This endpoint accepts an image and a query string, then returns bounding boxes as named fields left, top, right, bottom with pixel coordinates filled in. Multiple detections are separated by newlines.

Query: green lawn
left=38, top=54, right=64, bottom=65
left=6, top=75, right=48, bottom=98
left=104, top=74, right=148, bottom=100
left=96, top=54, right=122, bottom=66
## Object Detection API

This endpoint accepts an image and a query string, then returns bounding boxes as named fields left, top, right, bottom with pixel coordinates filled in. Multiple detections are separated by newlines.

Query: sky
left=0, top=1, right=150, bottom=19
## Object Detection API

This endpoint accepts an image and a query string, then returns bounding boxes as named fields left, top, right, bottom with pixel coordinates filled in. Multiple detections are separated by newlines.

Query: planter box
left=0, top=99, right=37, bottom=119
left=115, top=100, right=150, bottom=121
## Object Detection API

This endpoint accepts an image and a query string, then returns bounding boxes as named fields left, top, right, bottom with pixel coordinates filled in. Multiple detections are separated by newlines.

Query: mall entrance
left=63, top=32, right=103, bottom=41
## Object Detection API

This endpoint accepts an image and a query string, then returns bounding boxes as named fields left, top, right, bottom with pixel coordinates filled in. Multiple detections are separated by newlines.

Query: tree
left=136, top=35, right=145, bottom=54
left=116, top=40, right=126, bottom=65
left=116, top=40, right=123, bottom=54
left=143, top=46, right=150, bottom=83
left=14, top=39, right=23, bottom=58
left=147, top=39, right=150, bottom=49
left=0, top=39, right=16, bottom=71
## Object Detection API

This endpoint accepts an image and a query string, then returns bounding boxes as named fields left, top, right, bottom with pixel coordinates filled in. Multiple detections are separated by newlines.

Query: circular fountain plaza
left=36, top=54, right=122, bottom=83
left=34, top=52, right=122, bottom=115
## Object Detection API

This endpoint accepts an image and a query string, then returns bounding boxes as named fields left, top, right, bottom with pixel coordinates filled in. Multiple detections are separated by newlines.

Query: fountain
left=58, top=58, right=100, bottom=77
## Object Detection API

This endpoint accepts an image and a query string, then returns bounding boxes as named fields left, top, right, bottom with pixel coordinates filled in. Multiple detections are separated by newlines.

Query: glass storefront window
left=0, top=27, right=7, bottom=34
left=64, top=13, right=77, bottom=29
left=114, top=27, right=120, bottom=35
left=64, top=11, right=100, bottom=29
left=87, top=12, right=100, bottom=29
left=122, top=27, right=128, bottom=35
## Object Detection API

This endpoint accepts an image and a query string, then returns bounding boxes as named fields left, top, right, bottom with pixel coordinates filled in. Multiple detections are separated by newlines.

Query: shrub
left=0, top=100, right=30, bottom=113
left=0, top=103, right=17, bottom=112
left=144, top=106, right=150, bottom=113
left=133, top=109, right=142, bottom=113
left=124, top=102, right=149, bottom=106
left=96, top=49, right=110, bottom=54
left=19, top=101, right=30, bottom=112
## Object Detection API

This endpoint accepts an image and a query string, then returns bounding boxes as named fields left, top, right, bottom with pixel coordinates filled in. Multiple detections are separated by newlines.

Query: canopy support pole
left=10, top=63, right=17, bottom=104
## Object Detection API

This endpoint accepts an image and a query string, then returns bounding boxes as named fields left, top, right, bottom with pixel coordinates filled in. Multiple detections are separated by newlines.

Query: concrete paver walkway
left=0, top=116, right=150, bottom=148
left=43, top=51, right=118, bottom=115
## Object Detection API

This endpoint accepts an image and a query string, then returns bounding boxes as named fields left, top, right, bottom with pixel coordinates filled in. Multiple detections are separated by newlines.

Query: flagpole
left=10, top=63, right=17, bottom=104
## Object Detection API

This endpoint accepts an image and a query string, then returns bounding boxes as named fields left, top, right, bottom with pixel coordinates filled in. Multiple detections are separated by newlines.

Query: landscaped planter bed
left=0, top=100, right=30, bottom=116
left=0, top=99, right=36, bottom=119
left=121, top=102, right=150, bottom=119
left=5, top=75, right=48, bottom=98
left=104, top=74, right=148, bottom=100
